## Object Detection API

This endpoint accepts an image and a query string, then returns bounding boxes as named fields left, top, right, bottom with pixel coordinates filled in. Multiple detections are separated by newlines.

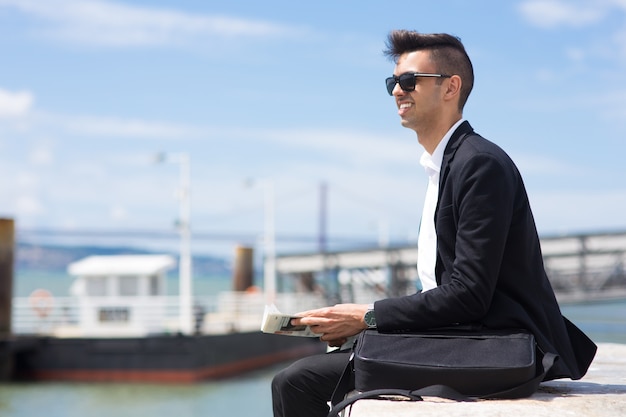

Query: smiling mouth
left=399, top=103, right=413, bottom=109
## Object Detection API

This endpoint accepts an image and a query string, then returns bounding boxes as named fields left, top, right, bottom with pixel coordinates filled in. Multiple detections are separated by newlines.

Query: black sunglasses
left=385, top=72, right=451, bottom=95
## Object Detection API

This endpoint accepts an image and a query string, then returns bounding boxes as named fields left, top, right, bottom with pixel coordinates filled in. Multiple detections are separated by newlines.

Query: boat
left=6, top=154, right=327, bottom=382
left=9, top=253, right=327, bottom=383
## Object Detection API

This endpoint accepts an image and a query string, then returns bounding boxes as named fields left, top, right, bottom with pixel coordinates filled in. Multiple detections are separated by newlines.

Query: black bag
left=329, top=328, right=557, bottom=417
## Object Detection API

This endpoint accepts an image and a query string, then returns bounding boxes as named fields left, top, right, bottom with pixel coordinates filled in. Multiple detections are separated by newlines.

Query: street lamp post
left=155, top=152, right=193, bottom=335
left=263, top=180, right=276, bottom=305
left=246, top=178, right=276, bottom=305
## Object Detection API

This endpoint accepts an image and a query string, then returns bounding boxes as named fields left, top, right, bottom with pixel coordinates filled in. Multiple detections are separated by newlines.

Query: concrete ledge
left=348, top=343, right=626, bottom=417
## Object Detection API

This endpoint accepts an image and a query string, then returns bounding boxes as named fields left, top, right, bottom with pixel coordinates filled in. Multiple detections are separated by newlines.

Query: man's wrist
left=364, top=304, right=377, bottom=329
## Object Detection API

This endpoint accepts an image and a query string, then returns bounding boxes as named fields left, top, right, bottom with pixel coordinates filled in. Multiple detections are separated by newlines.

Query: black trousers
left=271, top=349, right=352, bottom=417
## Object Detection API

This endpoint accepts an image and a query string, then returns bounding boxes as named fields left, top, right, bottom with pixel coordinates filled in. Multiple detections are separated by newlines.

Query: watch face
left=365, top=310, right=376, bottom=327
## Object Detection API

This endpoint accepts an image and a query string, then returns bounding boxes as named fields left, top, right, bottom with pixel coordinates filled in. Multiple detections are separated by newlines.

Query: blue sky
left=1, top=0, right=625, bottom=258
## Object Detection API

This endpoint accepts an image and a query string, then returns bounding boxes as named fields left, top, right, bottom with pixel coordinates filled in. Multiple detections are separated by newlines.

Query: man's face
left=391, top=51, right=446, bottom=132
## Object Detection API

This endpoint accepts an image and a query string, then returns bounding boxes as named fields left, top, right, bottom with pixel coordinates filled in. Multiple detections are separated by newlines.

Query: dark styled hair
left=384, top=30, right=474, bottom=111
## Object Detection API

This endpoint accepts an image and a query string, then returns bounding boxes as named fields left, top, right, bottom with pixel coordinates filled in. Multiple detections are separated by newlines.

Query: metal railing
left=276, top=231, right=626, bottom=304
left=11, top=291, right=327, bottom=337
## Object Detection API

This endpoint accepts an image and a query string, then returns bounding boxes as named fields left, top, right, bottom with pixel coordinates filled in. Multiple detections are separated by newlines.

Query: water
left=5, top=269, right=279, bottom=417
left=3, top=271, right=626, bottom=417
left=12, top=269, right=233, bottom=298
left=560, top=298, right=626, bottom=344
left=0, top=365, right=281, bottom=417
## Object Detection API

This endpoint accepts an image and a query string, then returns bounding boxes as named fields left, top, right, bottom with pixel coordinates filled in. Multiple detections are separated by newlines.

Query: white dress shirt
left=417, top=119, right=465, bottom=292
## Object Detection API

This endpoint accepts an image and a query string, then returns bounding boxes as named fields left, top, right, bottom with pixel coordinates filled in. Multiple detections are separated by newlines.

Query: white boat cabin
left=67, top=254, right=176, bottom=337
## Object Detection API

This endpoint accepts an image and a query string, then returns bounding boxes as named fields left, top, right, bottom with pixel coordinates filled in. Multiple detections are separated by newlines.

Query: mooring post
left=0, top=218, right=15, bottom=380
left=232, top=245, right=254, bottom=291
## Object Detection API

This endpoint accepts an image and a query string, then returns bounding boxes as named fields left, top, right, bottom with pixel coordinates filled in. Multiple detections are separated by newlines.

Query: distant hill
left=16, top=242, right=232, bottom=277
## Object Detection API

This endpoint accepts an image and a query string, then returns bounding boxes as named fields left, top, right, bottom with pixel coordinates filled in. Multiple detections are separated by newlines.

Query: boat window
left=119, top=276, right=139, bottom=296
left=149, top=275, right=159, bottom=296
left=86, top=276, right=107, bottom=296
left=99, top=307, right=130, bottom=322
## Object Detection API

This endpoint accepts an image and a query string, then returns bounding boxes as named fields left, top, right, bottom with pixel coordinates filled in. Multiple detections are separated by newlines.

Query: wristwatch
left=364, top=308, right=377, bottom=329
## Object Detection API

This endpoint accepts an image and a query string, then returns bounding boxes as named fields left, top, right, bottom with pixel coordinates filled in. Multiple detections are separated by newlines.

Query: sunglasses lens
left=385, top=77, right=396, bottom=95
left=385, top=74, right=416, bottom=95
left=398, top=74, right=416, bottom=92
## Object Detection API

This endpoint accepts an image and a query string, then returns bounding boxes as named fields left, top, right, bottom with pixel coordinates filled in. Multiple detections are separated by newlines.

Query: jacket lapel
left=438, top=121, right=474, bottom=200
left=434, top=121, right=474, bottom=285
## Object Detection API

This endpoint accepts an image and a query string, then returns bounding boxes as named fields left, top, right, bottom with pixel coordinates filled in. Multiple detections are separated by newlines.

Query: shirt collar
left=420, top=118, right=465, bottom=177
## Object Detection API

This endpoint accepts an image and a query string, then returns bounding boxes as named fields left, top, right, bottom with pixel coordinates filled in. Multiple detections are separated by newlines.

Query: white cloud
left=518, top=0, right=626, bottom=80
left=0, top=0, right=305, bottom=47
left=565, top=47, right=586, bottom=62
left=7, top=109, right=423, bottom=169
left=0, top=89, right=34, bottom=117
left=55, top=113, right=208, bottom=139
left=15, top=194, right=45, bottom=216
left=16, top=172, right=40, bottom=188
left=29, top=143, right=54, bottom=166
left=612, top=26, right=626, bottom=64
left=513, top=88, right=626, bottom=125
left=259, top=128, right=420, bottom=167
left=109, top=205, right=128, bottom=221
left=518, top=0, right=607, bottom=28
left=511, top=152, right=580, bottom=177
left=532, top=189, right=626, bottom=233
left=15, top=110, right=213, bottom=140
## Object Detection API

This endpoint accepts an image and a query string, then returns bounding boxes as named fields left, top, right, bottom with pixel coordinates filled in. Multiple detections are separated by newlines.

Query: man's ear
left=444, top=75, right=462, bottom=101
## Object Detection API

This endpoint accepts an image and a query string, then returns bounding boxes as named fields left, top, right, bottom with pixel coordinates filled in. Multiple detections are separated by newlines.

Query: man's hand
left=292, top=304, right=369, bottom=344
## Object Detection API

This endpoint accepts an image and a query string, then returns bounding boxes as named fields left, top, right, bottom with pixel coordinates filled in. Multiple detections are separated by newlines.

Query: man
left=271, top=30, right=597, bottom=417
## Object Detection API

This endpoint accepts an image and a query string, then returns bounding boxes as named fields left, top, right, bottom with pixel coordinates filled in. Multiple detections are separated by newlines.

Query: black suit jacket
left=375, top=121, right=596, bottom=380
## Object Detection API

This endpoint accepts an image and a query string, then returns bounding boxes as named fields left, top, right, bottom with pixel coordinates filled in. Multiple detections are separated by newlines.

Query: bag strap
left=485, top=351, right=557, bottom=399
left=328, top=389, right=423, bottom=417
left=328, top=351, right=557, bottom=417
left=330, top=352, right=354, bottom=407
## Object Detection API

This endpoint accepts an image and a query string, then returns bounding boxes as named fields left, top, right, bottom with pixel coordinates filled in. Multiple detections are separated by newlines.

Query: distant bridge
left=274, top=230, right=626, bottom=304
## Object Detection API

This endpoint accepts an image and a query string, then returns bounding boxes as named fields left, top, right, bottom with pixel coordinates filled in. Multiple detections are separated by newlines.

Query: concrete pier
left=347, top=342, right=626, bottom=416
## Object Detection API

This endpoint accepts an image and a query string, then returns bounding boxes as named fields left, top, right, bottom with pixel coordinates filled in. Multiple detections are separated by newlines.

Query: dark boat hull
left=12, top=331, right=326, bottom=383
